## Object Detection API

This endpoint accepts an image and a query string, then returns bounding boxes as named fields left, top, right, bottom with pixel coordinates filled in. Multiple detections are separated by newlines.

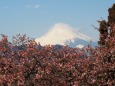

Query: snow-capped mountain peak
left=35, top=23, right=96, bottom=47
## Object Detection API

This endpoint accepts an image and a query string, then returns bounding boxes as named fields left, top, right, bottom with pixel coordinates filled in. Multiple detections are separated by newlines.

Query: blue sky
left=0, top=0, right=114, bottom=41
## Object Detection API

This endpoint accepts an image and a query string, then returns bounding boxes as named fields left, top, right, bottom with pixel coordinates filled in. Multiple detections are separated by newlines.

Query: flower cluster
left=0, top=33, right=114, bottom=86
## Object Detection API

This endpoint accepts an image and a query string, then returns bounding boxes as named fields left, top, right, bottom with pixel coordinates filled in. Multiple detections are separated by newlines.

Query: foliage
left=98, top=4, right=115, bottom=47
left=0, top=32, right=114, bottom=86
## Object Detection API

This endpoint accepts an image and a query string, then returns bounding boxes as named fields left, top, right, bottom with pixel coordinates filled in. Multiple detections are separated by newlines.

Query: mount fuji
left=35, top=23, right=97, bottom=48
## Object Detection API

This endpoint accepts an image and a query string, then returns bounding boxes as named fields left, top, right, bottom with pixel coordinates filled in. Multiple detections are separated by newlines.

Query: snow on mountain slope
left=76, top=45, right=84, bottom=48
left=35, top=23, right=97, bottom=47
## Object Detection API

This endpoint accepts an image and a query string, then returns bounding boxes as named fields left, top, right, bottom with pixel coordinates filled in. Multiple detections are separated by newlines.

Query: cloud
left=26, top=4, right=40, bottom=9
left=26, top=5, right=31, bottom=8
left=34, top=4, right=40, bottom=9
left=35, top=23, right=95, bottom=47
left=3, top=6, right=9, bottom=9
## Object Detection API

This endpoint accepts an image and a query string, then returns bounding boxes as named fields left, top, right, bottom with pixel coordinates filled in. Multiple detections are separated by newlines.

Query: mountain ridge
left=35, top=23, right=97, bottom=48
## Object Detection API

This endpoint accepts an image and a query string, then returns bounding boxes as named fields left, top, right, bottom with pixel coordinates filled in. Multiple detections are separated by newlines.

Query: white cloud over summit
left=35, top=23, right=96, bottom=47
